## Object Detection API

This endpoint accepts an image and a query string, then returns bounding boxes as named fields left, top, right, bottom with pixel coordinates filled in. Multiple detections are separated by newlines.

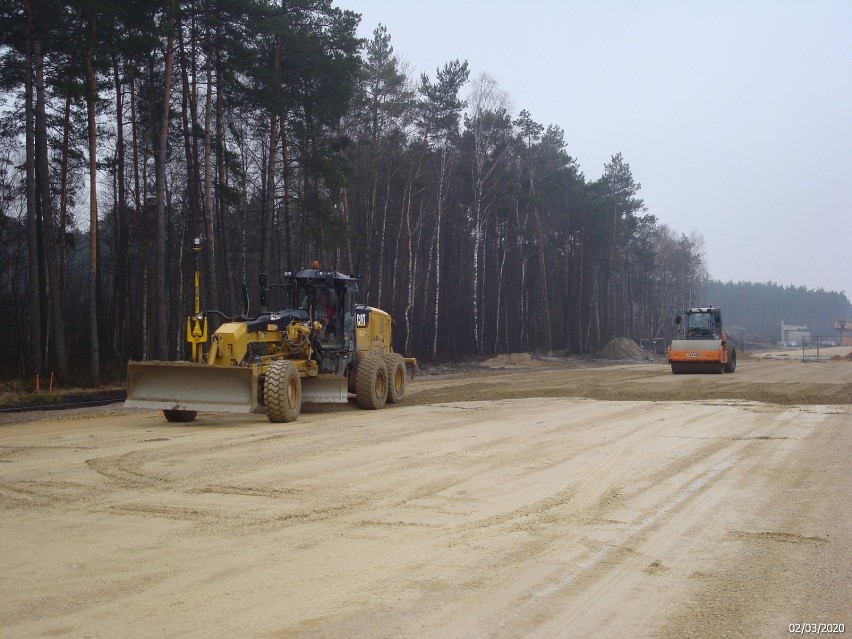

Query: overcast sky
left=338, top=0, right=851, bottom=295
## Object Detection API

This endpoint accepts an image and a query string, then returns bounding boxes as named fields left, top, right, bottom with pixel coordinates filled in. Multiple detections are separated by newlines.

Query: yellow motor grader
left=125, top=262, right=416, bottom=422
left=667, top=306, right=737, bottom=374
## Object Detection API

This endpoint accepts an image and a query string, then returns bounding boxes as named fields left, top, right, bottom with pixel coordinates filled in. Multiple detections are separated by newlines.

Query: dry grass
left=0, top=382, right=124, bottom=409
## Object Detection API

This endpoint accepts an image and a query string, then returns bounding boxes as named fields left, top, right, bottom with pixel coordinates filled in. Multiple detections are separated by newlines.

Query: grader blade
left=125, top=361, right=258, bottom=413
left=301, top=374, right=349, bottom=404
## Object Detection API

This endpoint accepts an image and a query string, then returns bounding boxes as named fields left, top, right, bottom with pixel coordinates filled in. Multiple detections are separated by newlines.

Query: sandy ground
left=1, top=350, right=850, bottom=638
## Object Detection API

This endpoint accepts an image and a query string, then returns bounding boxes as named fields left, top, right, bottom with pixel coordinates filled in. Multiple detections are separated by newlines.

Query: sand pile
left=481, top=353, right=536, bottom=369
left=600, top=337, right=647, bottom=360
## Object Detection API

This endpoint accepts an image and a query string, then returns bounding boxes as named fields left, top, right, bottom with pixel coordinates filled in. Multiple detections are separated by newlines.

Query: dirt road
left=1, top=352, right=850, bottom=638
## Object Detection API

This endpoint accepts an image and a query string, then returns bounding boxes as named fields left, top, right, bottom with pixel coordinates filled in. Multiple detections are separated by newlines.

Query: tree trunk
left=59, top=89, right=72, bottom=293
left=341, top=181, right=353, bottom=272
left=280, top=122, right=293, bottom=268
left=576, top=232, right=584, bottom=353
left=377, top=176, right=391, bottom=307
left=403, top=197, right=416, bottom=355
left=530, top=202, right=552, bottom=350
left=518, top=224, right=528, bottom=350
left=112, top=54, right=129, bottom=365
left=214, top=46, right=235, bottom=310
left=365, top=145, right=378, bottom=293
left=391, top=181, right=407, bottom=326
left=261, top=112, right=278, bottom=274
left=129, top=67, right=149, bottom=359
left=431, top=166, right=442, bottom=359
left=607, top=206, right=618, bottom=341
left=85, top=14, right=100, bottom=383
left=25, top=0, right=69, bottom=380
left=203, top=32, right=218, bottom=312
left=24, top=26, right=42, bottom=377
left=260, top=35, right=281, bottom=274
left=154, top=0, right=177, bottom=360
left=177, top=18, right=201, bottom=251
left=493, top=230, right=506, bottom=354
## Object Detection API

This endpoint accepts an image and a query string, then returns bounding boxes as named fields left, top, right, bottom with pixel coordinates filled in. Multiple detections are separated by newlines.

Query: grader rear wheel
left=356, top=356, right=387, bottom=410
left=383, top=353, right=407, bottom=404
left=265, top=360, right=302, bottom=423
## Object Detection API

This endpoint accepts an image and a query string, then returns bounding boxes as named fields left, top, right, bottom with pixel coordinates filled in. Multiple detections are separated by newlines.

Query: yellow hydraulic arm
left=186, top=237, right=208, bottom=362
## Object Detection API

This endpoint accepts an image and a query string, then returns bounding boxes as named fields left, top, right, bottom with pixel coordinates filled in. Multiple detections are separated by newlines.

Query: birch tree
left=464, top=73, right=510, bottom=354
left=357, top=24, right=413, bottom=302
left=416, top=59, right=468, bottom=356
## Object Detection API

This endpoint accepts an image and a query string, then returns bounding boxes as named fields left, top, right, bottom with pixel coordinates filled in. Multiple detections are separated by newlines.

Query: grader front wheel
left=265, top=360, right=302, bottom=422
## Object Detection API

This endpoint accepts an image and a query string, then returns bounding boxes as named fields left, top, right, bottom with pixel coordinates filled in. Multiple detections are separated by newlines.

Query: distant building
left=781, top=322, right=809, bottom=346
left=836, top=320, right=852, bottom=346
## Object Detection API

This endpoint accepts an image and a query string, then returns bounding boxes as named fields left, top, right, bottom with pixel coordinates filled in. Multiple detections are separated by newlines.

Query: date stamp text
left=789, top=623, right=845, bottom=635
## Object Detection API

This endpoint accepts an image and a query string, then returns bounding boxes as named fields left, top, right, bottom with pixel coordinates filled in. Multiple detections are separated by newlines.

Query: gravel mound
left=600, top=337, right=647, bottom=360
left=481, top=353, right=536, bottom=368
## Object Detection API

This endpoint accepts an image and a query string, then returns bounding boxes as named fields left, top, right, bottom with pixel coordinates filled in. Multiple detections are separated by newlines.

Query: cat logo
left=355, top=312, right=368, bottom=328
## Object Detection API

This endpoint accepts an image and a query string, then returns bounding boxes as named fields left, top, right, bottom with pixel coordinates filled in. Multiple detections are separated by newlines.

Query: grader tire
left=163, top=409, right=197, bottom=422
left=356, top=356, right=387, bottom=410
left=383, top=353, right=407, bottom=404
left=265, top=360, right=302, bottom=423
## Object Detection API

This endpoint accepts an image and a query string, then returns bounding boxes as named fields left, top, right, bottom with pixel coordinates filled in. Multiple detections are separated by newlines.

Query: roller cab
left=667, top=307, right=737, bottom=374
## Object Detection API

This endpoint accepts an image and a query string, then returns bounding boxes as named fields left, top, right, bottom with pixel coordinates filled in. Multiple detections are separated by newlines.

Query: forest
left=704, top=280, right=849, bottom=344
left=0, top=0, right=848, bottom=384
